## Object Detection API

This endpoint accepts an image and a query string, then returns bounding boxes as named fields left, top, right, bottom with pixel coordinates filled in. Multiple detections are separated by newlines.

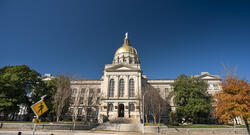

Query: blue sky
left=0, top=0, right=249, bottom=80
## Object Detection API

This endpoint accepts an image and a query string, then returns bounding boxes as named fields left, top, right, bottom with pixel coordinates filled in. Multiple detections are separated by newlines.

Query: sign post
left=30, top=95, right=48, bottom=135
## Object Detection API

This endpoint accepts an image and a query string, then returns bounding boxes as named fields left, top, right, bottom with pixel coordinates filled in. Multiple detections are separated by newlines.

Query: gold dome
left=115, top=33, right=137, bottom=55
left=115, top=44, right=137, bottom=55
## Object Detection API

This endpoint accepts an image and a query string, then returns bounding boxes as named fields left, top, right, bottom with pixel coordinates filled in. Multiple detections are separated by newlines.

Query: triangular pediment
left=105, top=64, right=140, bottom=71
left=198, top=74, right=221, bottom=80
left=201, top=76, right=216, bottom=79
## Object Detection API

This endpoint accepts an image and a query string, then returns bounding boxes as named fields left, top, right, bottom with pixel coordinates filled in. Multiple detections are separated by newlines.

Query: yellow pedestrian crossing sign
left=31, top=100, right=48, bottom=117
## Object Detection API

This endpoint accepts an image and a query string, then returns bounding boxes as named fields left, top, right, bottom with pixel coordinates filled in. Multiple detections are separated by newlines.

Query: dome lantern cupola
left=113, top=33, right=140, bottom=64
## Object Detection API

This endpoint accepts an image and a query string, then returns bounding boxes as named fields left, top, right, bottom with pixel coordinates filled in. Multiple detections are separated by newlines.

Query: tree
left=0, top=65, right=41, bottom=120
left=170, top=74, right=212, bottom=124
left=83, top=88, right=99, bottom=122
left=53, top=74, right=72, bottom=122
left=31, top=79, right=57, bottom=121
left=215, top=76, right=249, bottom=134
left=143, top=84, right=167, bottom=124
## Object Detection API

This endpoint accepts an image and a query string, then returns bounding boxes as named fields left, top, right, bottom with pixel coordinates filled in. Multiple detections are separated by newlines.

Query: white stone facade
left=70, top=34, right=222, bottom=123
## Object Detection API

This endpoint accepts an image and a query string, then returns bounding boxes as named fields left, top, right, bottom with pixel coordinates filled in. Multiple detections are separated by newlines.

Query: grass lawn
left=145, top=123, right=165, bottom=126
left=167, top=124, right=246, bottom=128
left=0, top=121, right=87, bottom=124
left=0, top=121, right=50, bottom=124
left=144, top=123, right=247, bottom=128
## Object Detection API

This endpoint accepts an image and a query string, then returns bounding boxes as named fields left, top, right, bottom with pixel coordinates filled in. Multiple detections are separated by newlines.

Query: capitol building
left=70, top=33, right=222, bottom=123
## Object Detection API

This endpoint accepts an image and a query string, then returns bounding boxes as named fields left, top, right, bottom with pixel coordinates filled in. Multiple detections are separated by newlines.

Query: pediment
left=201, top=76, right=216, bottom=79
left=199, top=74, right=221, bottom=80
left=105, top=64, right=140, bottom=71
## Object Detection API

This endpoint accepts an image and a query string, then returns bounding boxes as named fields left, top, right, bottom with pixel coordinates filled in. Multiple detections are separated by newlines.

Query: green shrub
left=168, top=112, right=179, bottom=126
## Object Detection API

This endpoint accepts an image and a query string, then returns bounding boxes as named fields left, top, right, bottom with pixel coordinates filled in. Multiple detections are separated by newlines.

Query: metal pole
left=32, top=116, right=38, bottom=135
left=142, top=94, right=144, bottom=134
left=32, top=123, right=36, bottom=135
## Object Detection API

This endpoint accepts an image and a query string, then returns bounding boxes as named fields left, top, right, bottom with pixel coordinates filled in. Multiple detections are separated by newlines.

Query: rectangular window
left=129, top=103, right=135, bottom=111
left=89, top=89, right=94, bottom=96
left=96, top=97, right=100, bottom=104
left=97, top=88, right=101, bottom=93
left=72, top=88, right=77, bottom=95
left=71, top=97, right=75, bottom=103
left=81, top=88, right=85, bottom=94
left=108, top=103, right=113, bottom=111
left=165, top=88, right=169, bottom=97
left=208, top=84, right=213, bottom=90
left=214, top=84, right=219, bottom=90
left=78, top=108, right=82, bottom=115
left=79, top=97, right=84, bottom=104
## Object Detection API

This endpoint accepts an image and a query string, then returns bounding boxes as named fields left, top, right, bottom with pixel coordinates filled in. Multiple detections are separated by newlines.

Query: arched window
left=72, top=88, right=77, bottom=95
left=129, top=79, right=134, bottom=97
left=119, top=79, right=124, bottom=97
left=108, top=103, right=113, bottom=111
left=108, top=79, right=114, bottom=97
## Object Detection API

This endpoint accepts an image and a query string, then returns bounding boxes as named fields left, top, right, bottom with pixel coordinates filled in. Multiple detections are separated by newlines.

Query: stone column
left=115, top=75, right=119, bottom=98
left=135, top=75, right=138, bottom=97
left=104, top=75, right=109, bottom=98
left=124, top=102, right=129, bottom=118
left=125, top=75, right=129, bottom=98
left=138, top=73, right=141, bottom=97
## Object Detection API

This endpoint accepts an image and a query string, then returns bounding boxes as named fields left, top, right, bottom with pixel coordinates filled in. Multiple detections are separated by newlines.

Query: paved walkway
left=0, top=129, right=148, bottom=135
left=0, top=129, right=248, bottom=135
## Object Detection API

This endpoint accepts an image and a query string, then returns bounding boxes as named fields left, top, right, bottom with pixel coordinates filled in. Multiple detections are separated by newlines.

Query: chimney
left=201, top=72, right=209, bottom=75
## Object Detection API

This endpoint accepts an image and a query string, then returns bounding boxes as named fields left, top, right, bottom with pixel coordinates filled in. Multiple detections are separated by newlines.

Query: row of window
left=72, top=88, right=101, bottom=95
left=208, top=84, right=220, bottom=90
left=69, top=108, right=83, bottom=115
left=108, top=79, right=135, bottom=97
left=71, top=97, right=101, bottom=104
left=69, top=108, right=98, bottom=116
left=107, top=103, right=135, bottom=111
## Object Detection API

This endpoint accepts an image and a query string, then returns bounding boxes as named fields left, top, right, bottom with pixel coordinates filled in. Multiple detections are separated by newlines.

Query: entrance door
left=118, top=104, right=124, bottom=117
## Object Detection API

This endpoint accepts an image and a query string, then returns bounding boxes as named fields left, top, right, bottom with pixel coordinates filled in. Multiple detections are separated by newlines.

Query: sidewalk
left=0, top=129, right=146, bottom=135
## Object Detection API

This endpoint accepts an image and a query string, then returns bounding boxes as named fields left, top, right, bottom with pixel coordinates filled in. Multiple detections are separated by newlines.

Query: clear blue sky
left=0, top=0, right=249, bottom=80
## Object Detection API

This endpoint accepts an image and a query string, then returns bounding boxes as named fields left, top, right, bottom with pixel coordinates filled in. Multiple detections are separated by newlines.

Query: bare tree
left=71, top=89, right=80, bottom=129
left=157, top=95, right=167, bottom=124
left=143, top=84, right=166, bottom=124
left=70, top=76, right=85, bottom=124
left=83, top=88, right=99, bottom=123
left=220, top=63, right=238, bottom=79
left=54, top=74, right=72, bottom=122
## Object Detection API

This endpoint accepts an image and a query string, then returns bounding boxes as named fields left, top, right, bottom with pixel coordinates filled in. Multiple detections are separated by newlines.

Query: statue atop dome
left=112, top=33, right=140, bottom=64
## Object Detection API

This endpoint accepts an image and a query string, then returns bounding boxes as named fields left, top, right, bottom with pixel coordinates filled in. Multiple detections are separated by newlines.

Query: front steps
left=108, top=117, right=139, bottom=124
left=93, top=123, right=141, bottom=132
left=93, top=118, right=141, bottom=132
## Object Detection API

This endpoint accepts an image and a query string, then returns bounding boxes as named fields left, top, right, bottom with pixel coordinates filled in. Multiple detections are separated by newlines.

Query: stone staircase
left=93, top=118, right=141, bottom=132
left=108, top=117, right=138, bottom=124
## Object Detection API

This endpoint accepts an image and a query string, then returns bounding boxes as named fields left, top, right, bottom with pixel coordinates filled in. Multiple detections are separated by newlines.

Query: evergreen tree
left=0, top=65, right=41, bottom=120
left=171, top=74, right=212, bottom=123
